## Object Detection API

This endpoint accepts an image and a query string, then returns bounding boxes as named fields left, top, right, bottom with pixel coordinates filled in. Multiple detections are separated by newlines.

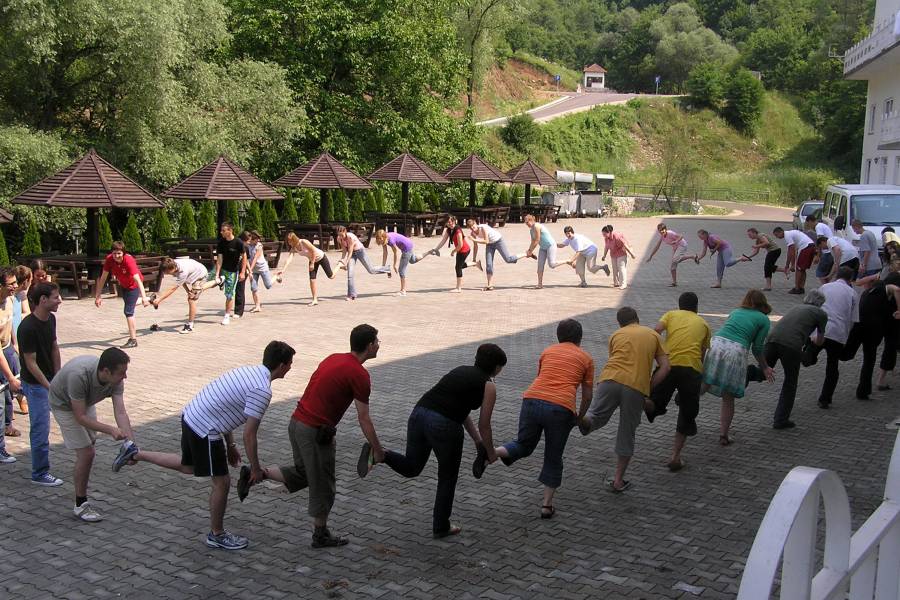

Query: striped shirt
left=182, top=365, right=273, bottom=440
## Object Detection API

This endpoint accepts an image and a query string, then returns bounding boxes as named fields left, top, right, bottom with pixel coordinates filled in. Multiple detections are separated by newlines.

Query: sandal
left=667, top=460, right=685, bottom=472
left=606, top=480, right=631, bottom=493
left=433, top=525, right=462, bottom=539
left=540, top=505, right=555, bottom=519
left=719, top=435, right=732, bottom=446
left=5, top=425, right=21, bottom=437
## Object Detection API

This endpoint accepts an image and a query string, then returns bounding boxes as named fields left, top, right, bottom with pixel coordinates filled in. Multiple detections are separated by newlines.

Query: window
left=865, top=159, right=872, bottom=183
left=870, top=105, right=877, bottom=133
left=886, top=98, right=895, bottom=118
left=880, top=157, right=888, bottom=184
left=895, top=157, right=900, bottom=185
left=849, top=194, right=900, bottom=226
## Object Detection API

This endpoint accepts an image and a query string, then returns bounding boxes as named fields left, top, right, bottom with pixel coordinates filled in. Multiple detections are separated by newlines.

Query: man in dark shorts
left=94, top=241, right=149, bottom=348
left=245, top=324, right=385, bottom=548
left=212, top=222, right=247, bottom=326
left=774, top=227, right=816, bottom=294
left=645, top=293, right=710, bottom=471
left=120, top=341, right=295, bottom=550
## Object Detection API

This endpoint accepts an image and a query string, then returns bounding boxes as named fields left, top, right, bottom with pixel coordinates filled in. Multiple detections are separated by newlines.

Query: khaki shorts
left=53, top=405, right=97, bottom=449
left=279, top=419, right=336, bottom=519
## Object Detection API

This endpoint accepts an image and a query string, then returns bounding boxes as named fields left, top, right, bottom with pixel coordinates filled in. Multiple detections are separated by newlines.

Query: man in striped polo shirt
left=118, top=340, right=295, bottom=550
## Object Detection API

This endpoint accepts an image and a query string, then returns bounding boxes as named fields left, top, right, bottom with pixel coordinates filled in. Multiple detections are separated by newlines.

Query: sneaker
left=215, top=276, right=225, bottom=289
left=221, top=315, right=231, bottom=326
left=121, top=338, right=138, bottom=349
left=0, top=448, right=16, bottom=464
left=112, top=440, right=139, bottom=472
left=32, top=473, right=63, bottom=487
left=357, top=442, right=373, bottom=478
left=773, top=420, right=796, bottom=430
left=788, top=288, right=805, bottom=295
left=232, top=313, right=241, bottom=319
left=311, top=528, right=348, bottom=548
left=180, top=324, right=193, bottom=334
left=237, top=465, right=251, bottom=502
left=206, top=530, right=249, bottom=550
left=601, top=264, right=611, bottom=276
left=148, top=293, right=158, bottom=309
left=472, top=443, right=487, bottom=479
left=73, top=502, right=103, bottom=522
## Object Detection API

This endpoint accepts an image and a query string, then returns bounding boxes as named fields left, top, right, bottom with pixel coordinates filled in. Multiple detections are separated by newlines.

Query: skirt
left=702, top=336, right=749, bottom=399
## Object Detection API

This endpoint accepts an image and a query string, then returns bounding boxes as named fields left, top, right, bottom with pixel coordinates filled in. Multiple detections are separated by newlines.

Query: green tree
left=98, top=212, right=114, bottom=250
left=21, top=219, right=42, bottom=255
left=178, top=202, right=197, bottom=239
left=364, top=190, right=378, bottom=214
left=686, top=63, right=727, bottom=109
left=722, top=68, right=764, bottom=134
left=299, top=189, right=318, bottom=224
left=150, top=208, right=173, bottom=251
left=0, top=228, right=9, bottom=266
left=333, top=189, right=349, bottom=222
left=409, top=192, right=427, bottom=212
left=498, top=186, right=510, bottom=205
left=226, top=201, right=241, bottom=230
left=375, top=187, right=386, bottom=212
left=501, top=113, right=541, bottom=153
left=261, top=200, right=279, bottom=239
left=349, top=192, right=365, bottom=221
left=244, top=202, right=263, bottom=233
left=281, top=191, right=299, bottom=221
left=198, top=201, right=217, bottom=239
left=327, top=191, right=336, bottom=222
left=482, top=183, right=497, bottom=206
left=455, top=0, right=522, bottom=108
left=121, top=214, right=144, bottom=253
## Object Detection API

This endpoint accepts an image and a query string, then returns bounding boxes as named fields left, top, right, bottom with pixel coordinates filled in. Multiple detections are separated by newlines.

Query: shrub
left=0, top=228, right=9, bottom=266
left=150, top=208, right=173, bottom=251
left=334, top=189, right=350, bottom=221
left=281, top=191, right=299, bottom=221
left=409, top=191, right=426, bottom=212
left=349, top=192, right=365, bottom=221
left=178, top=202, right=197, bottom=239
left=261, top=200, right=279, bottom=239
left=509, top=185, right=522, bottom=205
left=226, top=201, right=241, bottom=230
left=498, top=187, right=511, bottom=205
left=197, top=201, right=217, bottom=238
left=244, top=201, right=263, bottom=233
left=121, top=213, right=143, bottom=253
left=723, top=69, right=765, bottom=134
left=21, top=219, right=42, bottom=255
left=98, top=212, right=114, bottom=250
left=364, top=189, right=378, bottom=214
left=500, top=113, right=541, bottom=153
left=299, top=189, right=318, bottom=223
left=686, top=63, right=726, bottom=110
left=375, top=187, right=386, bottom=212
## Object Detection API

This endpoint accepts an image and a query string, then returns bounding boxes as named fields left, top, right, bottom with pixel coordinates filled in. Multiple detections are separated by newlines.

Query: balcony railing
left=843, top=10, right=900, bottom=75
left=881, top=111, right=900, bottom=148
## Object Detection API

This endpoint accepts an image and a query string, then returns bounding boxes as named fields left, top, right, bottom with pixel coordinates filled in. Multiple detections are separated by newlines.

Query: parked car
left=820, top=184, right=900, bottom=248
left=792, top=200, right=823, bottom=230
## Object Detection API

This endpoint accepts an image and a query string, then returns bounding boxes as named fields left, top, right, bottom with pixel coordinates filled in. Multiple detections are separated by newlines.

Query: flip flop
left=606, top=480, right=631, bottom=493
left=667, top=460, right=685, bottom=472
left=357, top=442, right=373, bottom=478
left=540, top=505, right=555, bottom=519
left=719, top=435, right=732, bottom=446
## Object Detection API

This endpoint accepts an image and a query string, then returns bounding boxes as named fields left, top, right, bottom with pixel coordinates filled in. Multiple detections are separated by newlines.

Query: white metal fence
left=737, top=429, right=900, bottom=599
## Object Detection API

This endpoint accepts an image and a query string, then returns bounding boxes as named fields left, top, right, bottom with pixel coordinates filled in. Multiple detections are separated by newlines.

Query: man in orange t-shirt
left=494, top=319, right=594, bottom=519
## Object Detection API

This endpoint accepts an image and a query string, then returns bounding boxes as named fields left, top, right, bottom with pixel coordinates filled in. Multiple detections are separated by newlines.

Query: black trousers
left=763, top=248, right=782, bottom=278
left=234, top=276, right=246, bottom=316
left=816, top=339, right=846, bottom=406
left=881, top=318, right=898, bottom=372
left=844, top=322, right=885, bottom=398
left=764, top=342, right=802, bottom=424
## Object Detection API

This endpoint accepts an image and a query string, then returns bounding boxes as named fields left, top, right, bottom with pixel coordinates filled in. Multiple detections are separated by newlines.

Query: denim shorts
left=122, top=287, right=141, bottom=317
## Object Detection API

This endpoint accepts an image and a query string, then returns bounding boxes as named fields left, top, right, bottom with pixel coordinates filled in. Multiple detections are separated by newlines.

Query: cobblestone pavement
left=3, top=207, right=898, bottom=599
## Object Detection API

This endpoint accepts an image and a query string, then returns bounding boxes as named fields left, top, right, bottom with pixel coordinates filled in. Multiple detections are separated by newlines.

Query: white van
left=820, top=184, right=900, bottom=247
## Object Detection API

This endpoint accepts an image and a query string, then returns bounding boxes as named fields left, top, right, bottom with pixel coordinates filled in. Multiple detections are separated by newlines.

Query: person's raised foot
left=474, top=259, right=483, bottom=272
left=577, top=417, right=591, bottom=436
left=73, top=502, right=103, bottom=522
left=606, top=480, right=631, bottom=493
left=121, top=338, right=138, bottom=349
left=693, top=256, right=700, bottom=265
left=667, top=459, right=685, bottom=472
left=206, top=530, right=249, bottom=550
left=215, top=276, right=225, bottom=289
left=433, top=525, right=462, bottom=539
left=540, top=505, right=555, bottom=519
left=237, top=465, right=252, bottom=501
left=16, top=396, right=28, bottom=414
left=112, top=440, right=139, bottom=472
left=0, top=448, right=17, bottom=463
left=773, top=420, right=796, bottom=430
left=32, top=473, right=63, bottom=487
left=472, top=443, right=488, bottom=479
left=4, top=425, right=20, bottom=437
left=312, top=527, right=349, bottom=548
left=601, top=264, right=611, bottom=276
left=357, top=442, right=373, bottom=478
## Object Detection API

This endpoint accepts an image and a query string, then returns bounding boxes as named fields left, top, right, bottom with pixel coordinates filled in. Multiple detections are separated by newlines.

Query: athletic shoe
left=73, top=502, right=103, bottom=522
left=0, top=448, right=16, bottom=464
left=601, top=264, right=611, bottom=276
left=472, top=443, right=487, bottom=479
left=311, top=528, right=348, bottom=548
left=180, top=324, right=193, bottom=334
left=121, top=338, right=138, bottom=349
left=237, top=465, right=251, bottom=502
left=112, top=440, right=139, bottom=472
left=788, top=288, right=805, bottom=295
left=215, top=276, right=225, bottom=289
left=206, top=530, right=249, bottom=550
left=232, top=313, right=241, bottom=319
left=357, top=442, right=372, bottom=478
left=32, top=473, right=63, bottom=487
left=773, top=421, right=796, bottom=430
left=148, top=293, right=159, bottom=309
left=221, top=315, right=231, bottom=326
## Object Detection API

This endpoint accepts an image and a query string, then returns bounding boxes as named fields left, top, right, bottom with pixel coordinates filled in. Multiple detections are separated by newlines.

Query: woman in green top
left=702, top=289, right=774, bottom=446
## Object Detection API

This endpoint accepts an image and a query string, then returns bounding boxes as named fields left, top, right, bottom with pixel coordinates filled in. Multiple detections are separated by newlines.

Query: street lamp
left=71, top=223, right=84, bottom=255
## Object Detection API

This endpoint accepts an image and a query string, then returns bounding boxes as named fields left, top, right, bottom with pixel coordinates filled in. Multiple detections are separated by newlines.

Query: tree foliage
left=150, top=208, right=173, bottom=251
left=98, top=213, right=114, bottom=251
left=686, top=63, right=727, bottom=109
left=723, top=69, right=765, bottom=134
left=21, top=219, right=42, bottom=255
left=500, top=114, right=541, bottom=153
left=244, top=202, right=263, bottom=233
left=261, top=200, right=279, bottom=239
left=178, top=202, right=197, bottom=239
left=281, top=191, right=298, bottom=221
left=299, top=189, right=317, bottom=224
left=0, top=229, right=9, bottom=266
left=198, top=201, right=217, bottom=239
left=121, top=214, right=144, bottom=253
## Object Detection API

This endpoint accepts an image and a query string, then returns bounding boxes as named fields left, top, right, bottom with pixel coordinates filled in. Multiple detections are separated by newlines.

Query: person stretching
left=430, top=215, right=472, bottom=293
left=690, top=230, right=747, bottom=288
left=744, top=228, right=781, bottom=291
left=558, top=226, right=610, bottom=287
left=278, top=233, right=335, bottom=306
left=246, top=231, right=273, bottom=313
left=524, top=214, right=562, bottom=289
left=646, top=223, right=690, bottom=287
left=337, top=226, right=390, bottom=300
left=773, top=226, right=816, bottom=294
left=375, top=230, right=429, bottom=296
left=94, top=241, right=149, bottom=348
left=467, top=218, right=519, bottom=291
left=601, top=225, right=636, bottom=289
left=151, top=257, right=220, bottom=334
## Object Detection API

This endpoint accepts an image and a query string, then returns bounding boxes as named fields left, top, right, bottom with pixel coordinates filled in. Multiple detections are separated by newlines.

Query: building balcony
left=844, top=10, right=900, bottom=79
left=880, top=111, right=900, bottom=150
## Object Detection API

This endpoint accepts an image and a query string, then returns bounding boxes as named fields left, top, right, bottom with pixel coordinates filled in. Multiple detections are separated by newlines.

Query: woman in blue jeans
left=372, top=344, right=507, bottom=538
left=336, top=226, right=390, bottom=300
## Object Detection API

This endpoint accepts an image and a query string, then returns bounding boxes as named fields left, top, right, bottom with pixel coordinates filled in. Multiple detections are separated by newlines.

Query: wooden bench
left=277, top=222, right=330, bottom=251
left=163, top=239, right=218, bottom=269
left=41, top=259, right=94, bottom=299
left=105, top=255, right=166, bottom=296
left=327, top=222, right=375, bottom=248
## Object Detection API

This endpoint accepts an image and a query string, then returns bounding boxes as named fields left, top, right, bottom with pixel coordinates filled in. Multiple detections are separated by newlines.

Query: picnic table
left=38, top=254, right=165, bottom=299
left=444, top=206, right=510, bottom=227
left=505, top=204, right=560, bottom=223
left=365, top=212, right=441, bottom=237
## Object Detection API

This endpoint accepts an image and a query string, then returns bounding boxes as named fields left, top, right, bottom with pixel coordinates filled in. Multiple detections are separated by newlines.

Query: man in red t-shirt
left=246, top=324, right=385, bottom=548
left=95, top=241, right=148, bottom=348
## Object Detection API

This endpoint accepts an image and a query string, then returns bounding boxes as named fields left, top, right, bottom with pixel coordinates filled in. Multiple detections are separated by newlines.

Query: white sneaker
left=180, top=324, right=193, bottom=334
left=221, top=315, right=231, bottom=325
left=231, top=313, right=241, bottom=319
left=0, top=448, right=16, bottom=463
left=73, top=502, right=103, bottom=522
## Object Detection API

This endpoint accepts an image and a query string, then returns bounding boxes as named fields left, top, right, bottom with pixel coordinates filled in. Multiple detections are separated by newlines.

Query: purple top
left=706, top=234, right=730, bottom=251
left=387, top=232, right=414, bottom=253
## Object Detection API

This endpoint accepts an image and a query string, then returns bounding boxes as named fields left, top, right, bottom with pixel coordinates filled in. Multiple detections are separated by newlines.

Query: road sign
left=554, top=74, right=561, bottom=82
left=655, top=75, right=661, bottom=94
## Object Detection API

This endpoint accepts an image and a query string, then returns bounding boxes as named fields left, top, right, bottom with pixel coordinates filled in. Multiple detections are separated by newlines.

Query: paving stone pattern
left=2, top=208, right=897, bottom=599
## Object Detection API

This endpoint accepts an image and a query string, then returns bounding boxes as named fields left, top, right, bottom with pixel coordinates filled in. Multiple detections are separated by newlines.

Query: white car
left=820, top=184, right=900, bottom=247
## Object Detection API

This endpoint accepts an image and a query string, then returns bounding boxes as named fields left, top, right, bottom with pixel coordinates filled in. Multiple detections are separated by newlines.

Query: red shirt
left=292, top=353, right=371, bottom=428
left=451, top=227, right=470, bottom=254
left=604, top=232, right=627, bottom=258
left=103, top=253, right=143, bottom=289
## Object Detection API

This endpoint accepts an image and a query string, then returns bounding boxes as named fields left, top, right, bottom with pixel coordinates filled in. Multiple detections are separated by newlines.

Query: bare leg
left=252, top=290, right=261, bottom=309
left=225, top=298, right=234, bottom=315
left=209, top=475, right=230, bottom=534
left=613, top=455, right=630, bottom=488
left=670, top=268, right=677, bottom=286
left=720, top=394, right=735, bottom=440
left=134, top=450, right=194, bottom=474
left=126, top=316, right=137, bottom=340
left=309, top=279, right=318, bottom=305
left=187, top=297, right=197, bottom=323
left=399, top=276, right=407, bottom=293
left=74, top=446, right=95, bottom=498
left=670, top=432, right=686, bottom=465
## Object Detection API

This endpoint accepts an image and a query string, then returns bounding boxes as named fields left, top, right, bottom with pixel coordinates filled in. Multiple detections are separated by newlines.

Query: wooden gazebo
left=444, top=154, right=508, bottom=207
left=10, top=148, right=163, bottom=256
left=162, top=155, right=282, bottom=227
left=367, top=153, right=449, bottom=213
left=506, top=159, right=559, bottom=205
left=274, top=152, right=372, bottom=224
left=0, top=208, right=12, bottom=224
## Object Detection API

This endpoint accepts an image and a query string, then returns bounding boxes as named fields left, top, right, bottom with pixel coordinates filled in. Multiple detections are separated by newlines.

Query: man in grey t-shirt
left=49, top=348, right=134, bottom=522
left=852, top=220, right=883, bottom=276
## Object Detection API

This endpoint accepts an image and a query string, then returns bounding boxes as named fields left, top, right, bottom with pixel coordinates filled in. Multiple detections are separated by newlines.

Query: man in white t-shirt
left=558, top=226, right=610, bottom=287
left=813, top=266, right=858, bottom=408
left=774, top=227, right=816, bottom=294
left=118, top=341, right=295, bottom=551
left=150, top=257, right=220, bottom=334
left=807, top=215, right=834, bottom=282
left=816, top=236, right=860, bottom=281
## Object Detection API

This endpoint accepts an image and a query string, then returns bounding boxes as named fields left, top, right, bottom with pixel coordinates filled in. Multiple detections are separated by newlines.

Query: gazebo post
left=85, top=207, right=99, bottom=257
left=525, top=183, right=532, bottom=206
left=401, top=182, right=410, bottom=213
left=468, top=180, right=477, bottom=207
left=319, top=189, right=330, bottom=224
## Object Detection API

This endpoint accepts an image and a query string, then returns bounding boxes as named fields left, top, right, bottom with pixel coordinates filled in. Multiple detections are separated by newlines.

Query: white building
left=844, top=0, right=900, bottom=184
left=582, top=64, right=606, bottom=91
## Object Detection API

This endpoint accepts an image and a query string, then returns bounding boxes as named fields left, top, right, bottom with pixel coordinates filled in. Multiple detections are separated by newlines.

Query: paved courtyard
left=2, top=207, right=898, bottom=599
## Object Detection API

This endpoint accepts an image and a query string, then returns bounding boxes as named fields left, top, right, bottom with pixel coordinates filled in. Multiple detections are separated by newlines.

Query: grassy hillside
left=481, top=92, right=845, bottom=205
left=471, top=56, right=577, bottom=120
